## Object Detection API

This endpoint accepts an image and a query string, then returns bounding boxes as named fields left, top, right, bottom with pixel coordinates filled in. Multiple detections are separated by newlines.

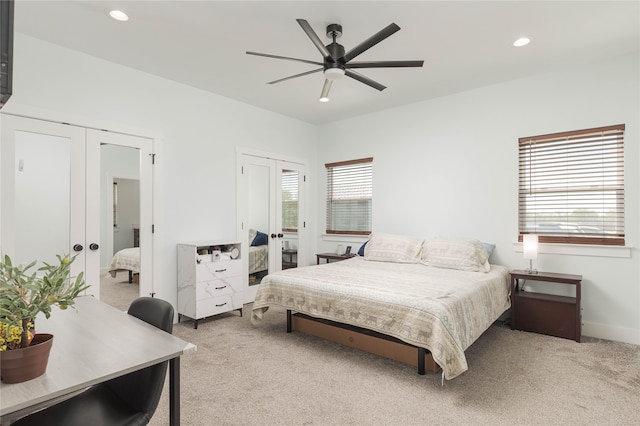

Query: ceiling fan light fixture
left=320, top=79, right=333, bottom=102
left=324, top=68, right=345, bottom=80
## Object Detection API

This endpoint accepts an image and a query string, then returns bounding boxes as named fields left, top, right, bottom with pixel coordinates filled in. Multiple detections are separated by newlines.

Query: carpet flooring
left=147, top=303, right=639, bottom=426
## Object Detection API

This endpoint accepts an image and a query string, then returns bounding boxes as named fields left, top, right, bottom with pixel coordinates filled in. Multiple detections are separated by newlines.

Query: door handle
left=89, top=243, right=99, bottom=251
left=73, top=244, right=83, bottom=252
left=270, top=233, right=277, bottom=239
left=277, top=233, right=283, bottom=238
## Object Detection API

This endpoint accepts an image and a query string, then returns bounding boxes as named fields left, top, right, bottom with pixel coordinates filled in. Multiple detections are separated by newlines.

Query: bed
left=248, top=229, right=269, bottom=275
left=108, top=247, right=140, bottom=283
left=252, top=234, right=511, bottom=381
left=249, top=245, right=269, bottom=275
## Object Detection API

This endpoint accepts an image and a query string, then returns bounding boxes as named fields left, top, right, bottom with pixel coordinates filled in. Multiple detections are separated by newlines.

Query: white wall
left=4, top=33, right=318, bottom=308
left=4, top=33, right=638, bottom=344
left=317, top=52, right=640, bottom=344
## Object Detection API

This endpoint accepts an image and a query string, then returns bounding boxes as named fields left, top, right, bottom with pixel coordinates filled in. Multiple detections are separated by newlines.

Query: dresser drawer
left=196, top=260, right=241, bottom=282
left=196, top=276, right=243, bottom=300
left=196, top=295, right=235, bottom=318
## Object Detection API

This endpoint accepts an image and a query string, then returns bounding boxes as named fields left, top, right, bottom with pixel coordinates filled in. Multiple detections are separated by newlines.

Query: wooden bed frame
left=286, top=310, right=440, bottom=375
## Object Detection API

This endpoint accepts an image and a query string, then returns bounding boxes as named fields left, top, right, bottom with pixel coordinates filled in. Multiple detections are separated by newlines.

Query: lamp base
left=525, top=259, right=538, bottom=274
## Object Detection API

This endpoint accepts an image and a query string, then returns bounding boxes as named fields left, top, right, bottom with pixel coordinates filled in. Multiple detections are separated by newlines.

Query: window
left=326, top=157, right=373, bottom=235
left=281, top=170, right=298, bottom=232
left=518, top=124, right=625, bottom=245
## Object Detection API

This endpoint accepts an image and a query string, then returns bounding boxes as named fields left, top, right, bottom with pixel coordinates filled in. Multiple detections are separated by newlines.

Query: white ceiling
left=13, top=1, right=640, bottom=125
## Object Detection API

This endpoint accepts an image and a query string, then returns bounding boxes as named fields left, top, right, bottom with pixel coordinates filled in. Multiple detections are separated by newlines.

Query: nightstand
left=510, top=270, right=582, bottom=342
left=282, top=249, right=297, bottom=269
left=316, top=253, right=357, bottom=265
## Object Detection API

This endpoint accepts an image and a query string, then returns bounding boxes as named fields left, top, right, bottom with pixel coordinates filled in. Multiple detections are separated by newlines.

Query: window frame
left=325, top=157, right=373, bottom=236
left=518, top=124, right=625, bottom=246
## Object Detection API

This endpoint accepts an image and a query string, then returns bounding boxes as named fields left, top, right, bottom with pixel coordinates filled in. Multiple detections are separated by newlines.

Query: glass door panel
left=246, top=160, right=273, bottom=286
left=280, top=168, right=299, bottom=270
left=98, top=144, right=141, bottom=310
left=87, top=129, right=152, bottom=308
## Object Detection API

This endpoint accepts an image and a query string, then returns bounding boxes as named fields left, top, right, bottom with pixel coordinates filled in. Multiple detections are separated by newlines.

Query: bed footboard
left=286, top=310, right=439, bottom=375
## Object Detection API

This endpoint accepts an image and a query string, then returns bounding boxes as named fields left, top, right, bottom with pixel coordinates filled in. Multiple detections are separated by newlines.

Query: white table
left=0, top=296, right=195, bottom=425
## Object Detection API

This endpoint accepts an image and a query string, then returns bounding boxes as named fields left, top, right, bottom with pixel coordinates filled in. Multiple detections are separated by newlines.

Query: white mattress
left=108, top=247, right=140, bottom=277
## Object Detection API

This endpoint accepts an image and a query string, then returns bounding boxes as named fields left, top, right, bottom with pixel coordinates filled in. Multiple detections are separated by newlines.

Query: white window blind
left=518, top=124, right=625, bottom=245
left=281, top=170, right=298, bottom=232
left=326, top=157, right=373, bottom=235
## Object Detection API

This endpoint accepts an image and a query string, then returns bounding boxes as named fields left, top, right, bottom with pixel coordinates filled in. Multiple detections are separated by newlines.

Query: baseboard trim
left=582, top=321, right=639, bottom=345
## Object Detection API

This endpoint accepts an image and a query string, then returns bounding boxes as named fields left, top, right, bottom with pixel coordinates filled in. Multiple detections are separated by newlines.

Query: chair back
left=105, top=297, right=175, bottom=423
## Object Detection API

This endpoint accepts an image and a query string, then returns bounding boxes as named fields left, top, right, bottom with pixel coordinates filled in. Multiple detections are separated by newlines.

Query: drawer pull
left=215, top=286, right=227, bottom=290
left=216, top=302, right=227, bottom=307
left=215, top=269, right=227, bottom=273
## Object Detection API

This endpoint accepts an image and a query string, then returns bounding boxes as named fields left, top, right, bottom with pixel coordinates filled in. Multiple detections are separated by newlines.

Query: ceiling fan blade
left=296, top=19, right=335, bottom=63
left=343, top=23, right=401, bottom=63
left=246, top=51, right=323, bottom=66
left=345, top=69, right=386, bottom=91
left=346, top=60, right=424, bottom=69
left=320, top=79, right=332, bottom=99
left=267, top=68, right=323, bottom=85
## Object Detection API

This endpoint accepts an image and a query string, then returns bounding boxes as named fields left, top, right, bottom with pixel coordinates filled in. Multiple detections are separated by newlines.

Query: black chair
left=13, top=297, right=175, bottom=426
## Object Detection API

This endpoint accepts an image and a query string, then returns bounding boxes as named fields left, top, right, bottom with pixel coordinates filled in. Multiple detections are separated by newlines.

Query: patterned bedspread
left=108, top=247, right=140, bottom=277
left=252, top=257, right=510, bottom=380
left=249, top=245, right=268, bottom=275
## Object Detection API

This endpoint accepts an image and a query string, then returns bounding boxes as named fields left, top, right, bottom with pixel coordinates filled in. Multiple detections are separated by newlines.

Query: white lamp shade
left=523, top=234, right=539, bottom=260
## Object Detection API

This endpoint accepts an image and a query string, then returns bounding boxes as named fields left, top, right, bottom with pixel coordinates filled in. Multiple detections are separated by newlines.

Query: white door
left=87, top=129, right=153, bottom=300
left=237, top=153, right=307, bottom=303
left=0, top=115, right=153, bottom=302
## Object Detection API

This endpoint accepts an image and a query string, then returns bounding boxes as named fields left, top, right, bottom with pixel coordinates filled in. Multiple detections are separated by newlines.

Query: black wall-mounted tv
left=0, top=0, right=14, bottom=109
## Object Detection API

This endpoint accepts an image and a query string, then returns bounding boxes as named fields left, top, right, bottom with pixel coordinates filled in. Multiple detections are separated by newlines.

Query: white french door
left=0, top=114, right=153, bottom=300
left=237, top=152, right=306, bottom=303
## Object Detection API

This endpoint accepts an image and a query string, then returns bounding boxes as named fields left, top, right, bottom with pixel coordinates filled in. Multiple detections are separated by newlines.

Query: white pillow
left=421, top=238, right=490, bottom=272
left=364, top=232, right=423, bottom=263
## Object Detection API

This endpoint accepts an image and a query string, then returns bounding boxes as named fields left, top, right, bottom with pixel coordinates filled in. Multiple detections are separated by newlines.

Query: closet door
left=240, top=155, right=276, bottom=302
left=86, top=129, right=153, bottom=301
left=1, top=115, right=89, bottom=283
left=238, top=153, right=306, bottom=303
left=277, top=161, right=304, bottom=272
left=1, top=115, right=153, bottom=302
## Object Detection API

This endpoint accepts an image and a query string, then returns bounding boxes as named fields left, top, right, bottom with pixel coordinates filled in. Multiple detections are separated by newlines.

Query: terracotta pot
left=0, top=333, right=54, bottom=384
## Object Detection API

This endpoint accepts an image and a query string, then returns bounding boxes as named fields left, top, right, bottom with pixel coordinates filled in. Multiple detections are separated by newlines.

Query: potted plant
left=0, top=253, right=88, bottom=383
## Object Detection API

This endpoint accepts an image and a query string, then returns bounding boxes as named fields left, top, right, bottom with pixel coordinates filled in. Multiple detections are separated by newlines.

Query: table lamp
left=523, top=234, right=539, bottom=274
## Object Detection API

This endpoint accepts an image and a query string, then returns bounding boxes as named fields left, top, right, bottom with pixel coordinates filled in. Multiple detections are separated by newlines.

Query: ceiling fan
left=246, top=19, right=424, bottom=102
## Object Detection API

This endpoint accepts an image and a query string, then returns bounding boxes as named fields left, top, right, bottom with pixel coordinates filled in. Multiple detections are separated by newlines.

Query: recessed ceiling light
left=513, top=37, right=531, bottom=47
left=109, top=10, right=129, bottom=21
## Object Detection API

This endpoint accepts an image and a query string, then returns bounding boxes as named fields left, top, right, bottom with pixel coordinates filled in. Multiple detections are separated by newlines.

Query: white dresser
left=177, top=241, right=243, bottom=329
